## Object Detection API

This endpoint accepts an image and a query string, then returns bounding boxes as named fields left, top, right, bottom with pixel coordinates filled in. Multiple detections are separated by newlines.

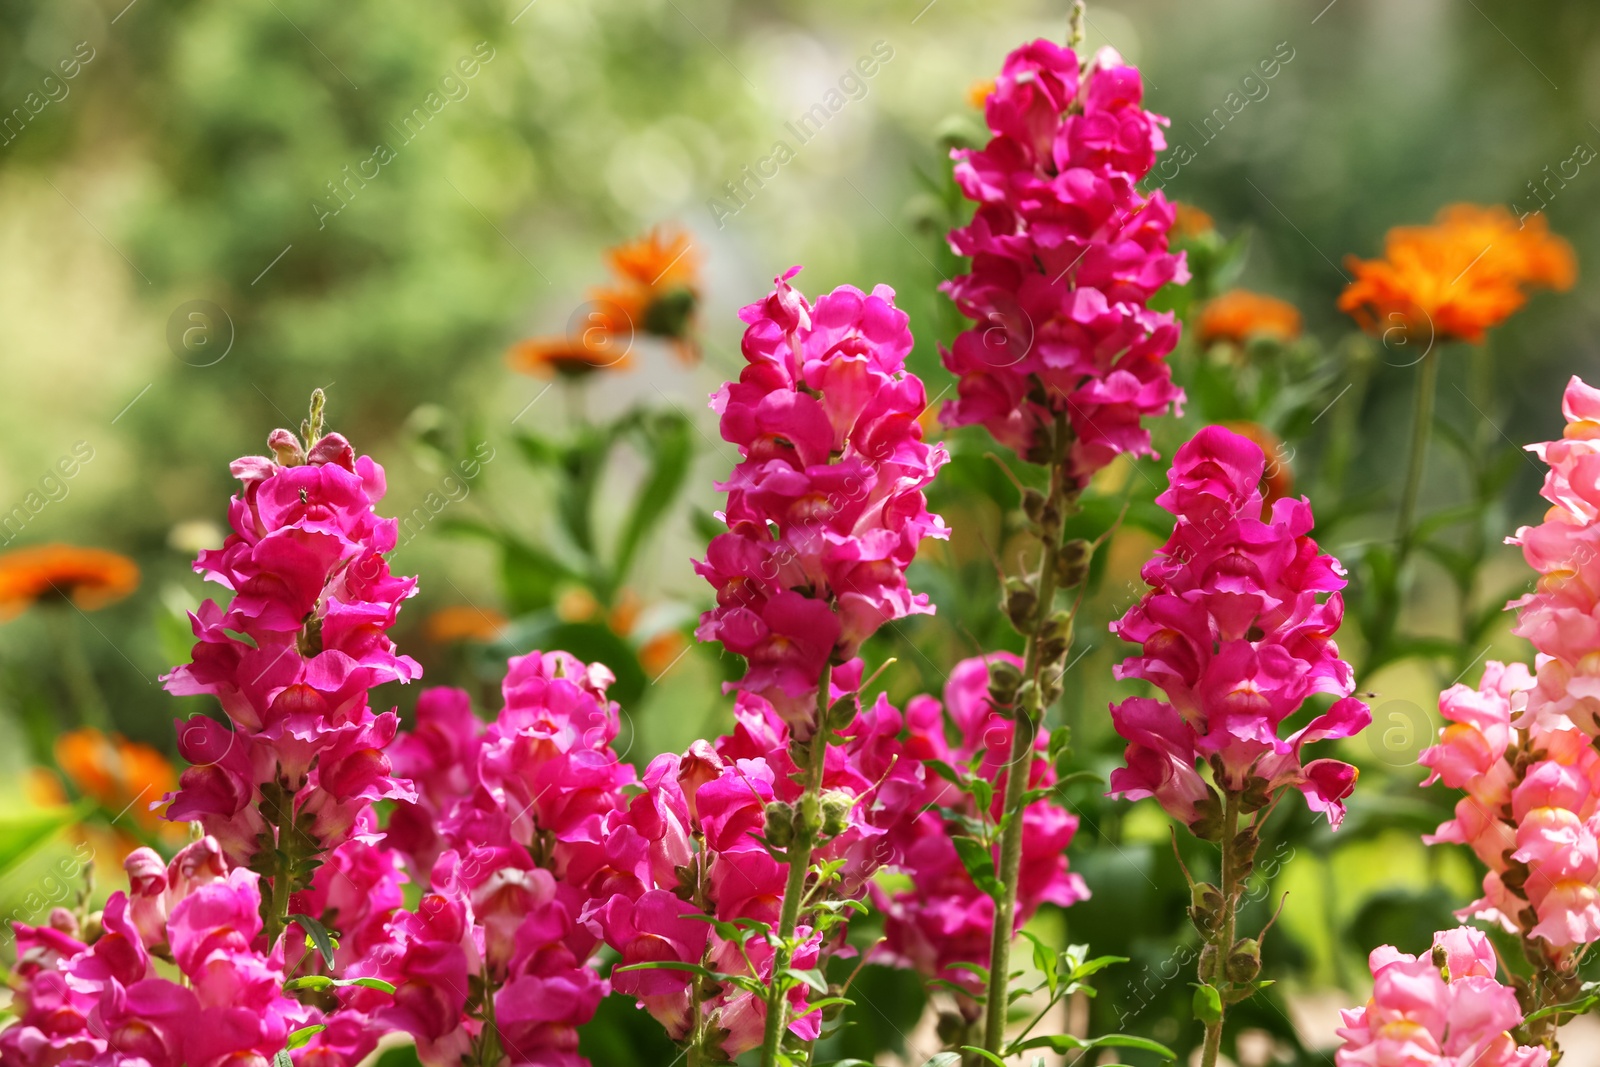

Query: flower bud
left=987, top=660, right=1023, bottom=708
left=1003, top=578, right=1038, bottom=630
left=1188, top=882, right=1224, bottom=935
left=820, top=790, right=853, bottom=837
left=1056, top=538, right=1092, bottom=589
left=1226, top=938, right=1261, bottom=984
left=764, top=801, right=796, bottom=848
left=936, top=1011, right=969, bottom=1047
left=1021, top=487, right=1047, bottom=524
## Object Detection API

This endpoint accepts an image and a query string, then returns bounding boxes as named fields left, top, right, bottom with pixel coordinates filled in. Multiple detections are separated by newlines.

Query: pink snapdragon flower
left=1334, top=927, right=1548, bottom=1067
left=695, top=269, right=948, bottom=722
left=1513, top=377, right=1600, bottom=736
left=162, top=422, right=420, bottom=865
left=1107, top=426, right=1369, bottom=834
left=0, top=860, right=373, bottom=1067
left=1421, top=661, right=1600, bottom=954
left=941, top=40, right=1185, bottom=477
left=874, top=654, right=1088, bottom=996
left=375, top=653, right=633, bottom=1067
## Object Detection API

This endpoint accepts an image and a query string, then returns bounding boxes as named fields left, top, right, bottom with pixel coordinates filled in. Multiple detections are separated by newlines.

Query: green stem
left=1394, top=348, right=1440, bottom=563
left=758, top=664, right=834, bottom=1067
left=1199, top=792, right=1242, bottom=1067
left=981, top=412, right=1073, bottom=1058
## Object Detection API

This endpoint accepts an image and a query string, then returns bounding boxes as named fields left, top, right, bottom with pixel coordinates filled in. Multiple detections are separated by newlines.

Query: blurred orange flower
left=53, top=727, right=179, bottom=837
left=1199, top=290, right=1303, bottom=346
left=967, top=78, right=997, bottom=110
left=1172, top=202, right=1216, bottom=240
left=507, top=299, right=635, bottom=378
left=1224, top=421, right=1294, bottom=504
left=424, top=605, right=508, bottom=644
left=0, top=545, right=139, bottom=619
left=592, top=226, right=701, bottom=364
left=1339, top=203, right=1576, bottom=345
left=639, top=630, right=687, bottom=678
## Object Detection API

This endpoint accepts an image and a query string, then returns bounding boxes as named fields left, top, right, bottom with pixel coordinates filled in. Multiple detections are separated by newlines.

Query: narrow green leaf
left=283, top=975, right=335, bottom=992
left=273, top=1051, right=294, bottom=1067
left=952, top=836, right=1003, bottom=899
left=337, top=977, right=397, bottom=994
left=286, top=1024, right=327, bottom=1050
left=613, top=413, right=693, bottom=581
left=288, top=913, right=337, bottom=968
left=959, top=1047, right=1009, bottom=1067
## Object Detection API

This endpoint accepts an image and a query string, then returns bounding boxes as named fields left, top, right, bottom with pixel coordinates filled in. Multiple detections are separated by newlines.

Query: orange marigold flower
left=0, top=545, right=139, bottom=619
left=967, top=77, right=997, bottom=110
left=594, top=226, right=700, bottom=363
left=424, top=605, right=508, bottom=644
left=1199, top=290, right=1303, bottom=345
left=54, top=727, right=177, bottom=833
left=1172, top=202, right=1216, bottom=240
left=1224, top=421, right=1294, bottom=504
left=1339, top=203, right=1576, bottom=345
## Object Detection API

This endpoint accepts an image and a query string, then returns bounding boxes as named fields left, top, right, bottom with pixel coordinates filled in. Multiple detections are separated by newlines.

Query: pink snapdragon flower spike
left=1334, top=927, right=1548, bottom=1067
left=162, top=397, right=420, bottom=873
left=1108, top=425, right=1370, bottom=835
left=695, top=268, right=948, bottom=723
left=940, top=40, right=1185, bottom=478
left=873, top=654, right=1087, bottom=1001
left=1513, top=376, right=1600, bottom=737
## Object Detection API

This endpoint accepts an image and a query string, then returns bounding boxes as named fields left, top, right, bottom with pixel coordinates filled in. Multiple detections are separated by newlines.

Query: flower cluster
left=873, top=654, right=1087, bottom=997
left=1422, top=661, right=1600, bottom=953
left=373, top=652, right=632, bottom=1066
left=940, top=39, right=1186, bottom=479
left=695, top=269, right=948, bottom=722
left=1340, top=203, right=1575, bottom=345
left=1335, top=927, right=1548, bottom=1067
left=580, top=666, right=947, bottom=1059
left=1511, top=376, right=1600, bottom=738
left=1, top=838, right=379, bottom=1067
left=162, top=412, right=420, bottom=868
left=1108, top=425, right=1369, bottom=835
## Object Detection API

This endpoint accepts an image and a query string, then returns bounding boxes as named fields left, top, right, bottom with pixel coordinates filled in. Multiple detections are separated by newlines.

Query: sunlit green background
left=2, top=0, right=1599, bottom=1063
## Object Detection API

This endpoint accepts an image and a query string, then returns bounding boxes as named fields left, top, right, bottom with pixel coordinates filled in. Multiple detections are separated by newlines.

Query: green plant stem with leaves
left=979, top=408, right=1081, bottom=1059
left=758, top=663, right=834, bottom=1067
left=1395, top=348, right=1440, bottom=561
left=1197, top=793, right=1242, bottom=1067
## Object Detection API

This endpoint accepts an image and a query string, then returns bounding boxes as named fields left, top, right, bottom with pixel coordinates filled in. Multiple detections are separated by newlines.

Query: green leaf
left=613, top=412, right=693, bottom=581
left=1019, top=930, right=1058, bottom=998
left=1069, top=954, right=1129, bottom=981
left=288, top=913, right=337, bottom=968
left=1192, top=983, right=1223, bottom=1025
left=286, top=1025, right=327, bottom=1050
left=924, top=759, right=963, bottom=785
left=959, top=1047, right=1009, bottom=1067
left=1014, top=1033, right=1176, bottom=1058
left=615, top=960, right=716, bottom=979
left=341, top=977, right=396, bottom=994
left=951, top=836, right=1003, bottom=900
left=273, top=1051, right=294, bottom=1067
left=785, top=967, right=830, bottom=995
left=0, top=803, right=91, bottom=876
left=283, top=975, right=335, bottom=992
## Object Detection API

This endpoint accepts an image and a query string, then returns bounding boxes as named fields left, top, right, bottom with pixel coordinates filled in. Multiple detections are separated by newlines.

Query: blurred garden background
left=3, top=0, right=1600, bottom=1062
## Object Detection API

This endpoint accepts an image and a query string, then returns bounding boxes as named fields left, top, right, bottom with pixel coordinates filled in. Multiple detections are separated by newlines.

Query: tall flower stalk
left=1108, top=426, right=1369, bottom=1064
left=694, top=268, right=947, bottom=1066
left=162, top=390, right=420, bottom=945
left=938, top=31, right=1185, bottom=1054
